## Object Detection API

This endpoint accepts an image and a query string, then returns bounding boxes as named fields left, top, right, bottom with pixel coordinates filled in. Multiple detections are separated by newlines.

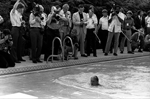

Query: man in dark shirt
left=120, top=11, right=135, bottom=54
left=134, top=10, right=145, bottom=30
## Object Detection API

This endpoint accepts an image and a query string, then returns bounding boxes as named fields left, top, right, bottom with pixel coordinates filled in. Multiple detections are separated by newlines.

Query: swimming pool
left=54, top=57, right=150, bottom=99
left=0, top=56, right=150, bottom=99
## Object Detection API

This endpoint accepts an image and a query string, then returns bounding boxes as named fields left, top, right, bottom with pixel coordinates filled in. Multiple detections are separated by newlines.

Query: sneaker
left=113, top=53, right=118, bottom=56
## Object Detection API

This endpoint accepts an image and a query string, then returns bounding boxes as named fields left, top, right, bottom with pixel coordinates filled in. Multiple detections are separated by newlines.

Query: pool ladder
left=47, top=36, right=74, bottom=63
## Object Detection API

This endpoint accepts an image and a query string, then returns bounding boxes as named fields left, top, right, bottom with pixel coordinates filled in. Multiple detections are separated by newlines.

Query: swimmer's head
left=91, top=76, right=101, bottom=87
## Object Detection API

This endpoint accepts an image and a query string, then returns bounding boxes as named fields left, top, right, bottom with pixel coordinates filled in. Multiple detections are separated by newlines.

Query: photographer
left=0, top=29, right=15, bottom=68
left=104, top=5, right=123, bottom=56
left=59, top=4, right=71, bottom=40
left=29, top=4, right=46, bottom=63
left=44, top=5, right=62, bottom=61
left=10, top=0, right=26, bottom=63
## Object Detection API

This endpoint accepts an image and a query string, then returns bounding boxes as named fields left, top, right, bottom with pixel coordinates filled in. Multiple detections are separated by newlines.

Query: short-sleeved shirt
left=108, top=15, right=122, bottom=33
left=145, top=16, right=150, bottom=27
left=86, top=14, right=98, bottom=29
left=10, top=10, right=22, bottom=27
left=99, top=16, right=109, bottom=30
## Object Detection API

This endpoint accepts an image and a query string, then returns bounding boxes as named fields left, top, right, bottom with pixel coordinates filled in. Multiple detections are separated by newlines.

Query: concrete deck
left=0, top=48, right=149, bottom=75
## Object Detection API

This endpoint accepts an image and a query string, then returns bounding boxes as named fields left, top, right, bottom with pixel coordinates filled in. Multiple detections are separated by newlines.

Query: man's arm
left=0, top=15, right=4, bottom=24
left=93, top=14, right=98, bottom=33
left=29, top=13, right=36, bottom=25
left=12, top=0, right=20, bottom=13
left=96, top=17, right=102, bottom=33
left=72, top=13, right=81, bottom=26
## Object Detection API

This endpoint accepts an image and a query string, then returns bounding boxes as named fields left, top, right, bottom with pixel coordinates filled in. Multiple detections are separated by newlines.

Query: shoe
left=113, top=53, right=118, bottom=56
left=120, top=51, right=123, bottom=54
left=110, top=50, right=113, bottom=54
left=128, top=51, right=134, bottom=54
left=93, top=55, right=97, bottom=57
left=9, top=65, right=15, bottom=67
left=87, top=54, right=90, bottom=56
left=36, top=60, right=43, bottom=63
left=74, top=57, right=78, bottom=60
left=104, top=53, right=108, bottom=56
left=138, top=49, right=143, bottom=52
left=19, top=58, right=26, bottom=62
left=15, top=61, right=21, bottom=63
left=53, top=57, right=59, bottom=60
left=81, top=54, right=87, bottom=57
left=32, top=60, right=37, bottom=63
left=64, top=57, right=68, bottom=60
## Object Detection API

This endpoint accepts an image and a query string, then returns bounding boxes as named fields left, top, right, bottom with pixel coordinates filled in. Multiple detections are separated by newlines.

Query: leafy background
left=0, top=0, right=150, bottom=28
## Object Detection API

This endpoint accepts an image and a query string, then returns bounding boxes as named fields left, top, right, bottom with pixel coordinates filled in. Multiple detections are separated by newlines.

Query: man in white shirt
left=29, top=4, right=46, bottom=63
left=97, top=9, right=109, bottom=53
left=86, top=6, right=98, bottom=57
left=104, top=6, right=123, bottom=56
left=10, top=0, right=25, bottom=63
left=145, top=11, right=150, bottom=35
left=0, top=15, right=4, bottom=25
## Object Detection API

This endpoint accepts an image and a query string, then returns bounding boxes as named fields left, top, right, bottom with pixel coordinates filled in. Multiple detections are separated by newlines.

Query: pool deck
left=0, top=48, right=150, bottom=76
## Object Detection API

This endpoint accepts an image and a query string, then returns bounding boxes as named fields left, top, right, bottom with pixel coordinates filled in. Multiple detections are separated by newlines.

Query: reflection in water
left=54, top=63, right=150, bottom=99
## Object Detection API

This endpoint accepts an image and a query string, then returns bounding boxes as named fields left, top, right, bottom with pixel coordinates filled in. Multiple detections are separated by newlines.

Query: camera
left=111, top=3, right=120, bottom=14
left=33, top=5, right=44, bottom=20
left=2, top=29, right=13, bottom=43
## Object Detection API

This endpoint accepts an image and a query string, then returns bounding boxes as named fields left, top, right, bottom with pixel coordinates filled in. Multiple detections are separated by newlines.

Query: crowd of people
left=0, top=0, right=150, bottom=68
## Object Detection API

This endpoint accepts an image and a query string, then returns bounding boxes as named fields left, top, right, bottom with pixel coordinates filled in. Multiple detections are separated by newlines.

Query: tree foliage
left=0, top=0, right=150, bottom=24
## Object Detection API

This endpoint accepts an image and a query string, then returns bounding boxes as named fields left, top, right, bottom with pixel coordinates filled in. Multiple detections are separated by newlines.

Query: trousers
left=30, top=28, right=43, bottom=61
left=0, top=51, right=15, bottom=68
left=105, top=32, right=120, bottom=54
left=86, top=28, right=97, bottom=56
left=120, top=30, right=132, bottom=52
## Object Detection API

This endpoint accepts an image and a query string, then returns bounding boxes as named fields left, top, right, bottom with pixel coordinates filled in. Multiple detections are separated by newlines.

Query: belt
left=30, top=27, right=41, bottom=29
left=12, top=26, right=21, bottom=28
left=126, top=28, right=131, bottom=30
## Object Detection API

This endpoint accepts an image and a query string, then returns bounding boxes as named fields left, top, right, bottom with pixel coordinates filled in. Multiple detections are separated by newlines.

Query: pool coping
left=0, top=52, right=149, bottom=76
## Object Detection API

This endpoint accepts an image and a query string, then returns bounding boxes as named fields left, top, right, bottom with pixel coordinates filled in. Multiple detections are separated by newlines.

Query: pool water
left=54, top=57, right=150, bottom=99
left=0, top=56, right=150, bottom=99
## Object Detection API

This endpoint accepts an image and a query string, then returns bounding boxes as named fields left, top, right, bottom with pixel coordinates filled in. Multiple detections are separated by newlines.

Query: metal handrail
left=47, top=37, right=64, bottom=63
left=63, top=36, right=74, bottom=60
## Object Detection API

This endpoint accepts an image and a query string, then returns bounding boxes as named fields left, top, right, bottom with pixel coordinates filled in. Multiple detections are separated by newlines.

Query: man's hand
left=9, top=41, right=13, bottom=46
left=35, top=17, right=41, bottom=23
left=80, top=21, right=84, bottom=26
left=4, top=35, right=9, bottom=41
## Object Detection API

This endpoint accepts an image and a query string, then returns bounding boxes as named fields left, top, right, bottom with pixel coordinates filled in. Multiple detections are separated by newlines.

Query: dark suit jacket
left=134, top=16, right=145, bottom=29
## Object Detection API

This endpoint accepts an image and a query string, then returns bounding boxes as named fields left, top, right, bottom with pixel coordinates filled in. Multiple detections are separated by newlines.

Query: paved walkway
left=0, top=48, right=149, bottom=75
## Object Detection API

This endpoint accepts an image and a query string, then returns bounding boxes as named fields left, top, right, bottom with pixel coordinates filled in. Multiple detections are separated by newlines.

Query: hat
left=127, top=10, right=133, bottom=15
left=102, top=9, right=108, bottom=13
